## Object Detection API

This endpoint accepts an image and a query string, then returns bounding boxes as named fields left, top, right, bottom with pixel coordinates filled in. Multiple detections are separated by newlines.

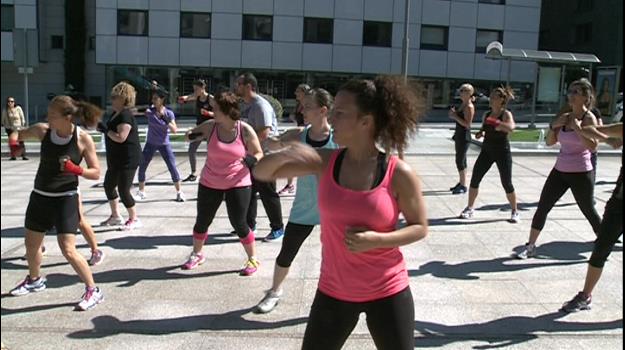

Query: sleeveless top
left=34, top=126, right=82, bottom=195
left=482, top=109, right=510, bottom=148
left=289, top=127, right=338, bottom=225
left=195, top=95, right=212, bottom=125
left=317, top=150, right=407, bottom=302
left=200, top=121, right=252, bottom=190
left=554, top=113, right=593, bottom=173
left=453, top=106, right=471, bottom=142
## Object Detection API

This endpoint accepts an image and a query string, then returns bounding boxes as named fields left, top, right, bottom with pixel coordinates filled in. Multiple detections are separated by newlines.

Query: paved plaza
left=1, top=127, right=622, bottom=349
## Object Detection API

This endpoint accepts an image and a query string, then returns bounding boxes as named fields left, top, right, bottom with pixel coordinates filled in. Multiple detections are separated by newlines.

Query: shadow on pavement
left=66, top=307, right=308, bottom=338
left=428, top=217, right=507, bottom=226
left=1, top=302, right=77, bottom=316
left=475, top=202, right=576, bottom=212
left=74, top=234, right=241, bottom=251
left=413, top=311, right=623, bottom=349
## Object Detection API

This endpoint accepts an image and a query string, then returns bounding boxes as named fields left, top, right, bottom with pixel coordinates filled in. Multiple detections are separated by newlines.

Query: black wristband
left=243, top=154, right=258, bottom=169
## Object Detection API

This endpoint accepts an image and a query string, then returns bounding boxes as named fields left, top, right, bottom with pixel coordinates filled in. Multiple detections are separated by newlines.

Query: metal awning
left=485, top=41, right=601, bottom=65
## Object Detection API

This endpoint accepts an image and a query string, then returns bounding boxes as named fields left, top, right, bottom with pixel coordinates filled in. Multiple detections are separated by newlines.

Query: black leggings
left=302, top=287, right=415, bottom=350
left=454, top=137, right=470, bottom=171
left=103, top=166, right=138, bottom=208
left=276, top=222, right=314, bottom=268
left=531, top=169, right=601, bottom=233
left=589, top=187, right=623, bottom=268
left=188, top=139, right=204, bottom=174
left=194, top=184, right=252, bottom=239
left=247, top=177, right=284, bottom=231
left=470, top=146, right=515, bottom=193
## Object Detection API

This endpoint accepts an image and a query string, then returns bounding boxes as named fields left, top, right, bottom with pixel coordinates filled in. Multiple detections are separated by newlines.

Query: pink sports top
left=200, top=121, right=252, bottom=190
left=554, top=126, right=593, bottom=173
left=317, top=149, right=408, bottom=302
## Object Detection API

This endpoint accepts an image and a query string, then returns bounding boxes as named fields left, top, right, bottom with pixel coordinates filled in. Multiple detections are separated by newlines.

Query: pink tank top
left=200, top=121, right=252, bottom=190
left=554, top=128, right=593, bottom=173
left=317, top=150, right=407, bottom=302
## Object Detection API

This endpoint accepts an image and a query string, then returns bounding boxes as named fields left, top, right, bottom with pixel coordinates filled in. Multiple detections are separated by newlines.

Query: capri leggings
left=138, top=143, right=180, bottom=183
left=188, top=139, right=203, bottom=174
left=469, top=146, right=515, bottom=193
left=104, top=166, right=138, bottom=208
left=275, top=222, right=314, bottom=268
left=193, top=184, right=252, bottom=240
left=454, top=137, right=470, bottom=171
left=531, top=168, right=601, bottom=233
left=302, top=287, right=415, bottom=350
left=588, top=178, right=623, bottom=268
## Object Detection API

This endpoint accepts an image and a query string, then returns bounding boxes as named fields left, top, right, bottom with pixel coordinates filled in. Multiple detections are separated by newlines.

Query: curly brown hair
left=50, top=95, right=103, bottom=128
left=214, top=92, right=241, bottom=120
left=338, top=76, right=425, bottom=153
left=491, top=85, right=515, bottom=107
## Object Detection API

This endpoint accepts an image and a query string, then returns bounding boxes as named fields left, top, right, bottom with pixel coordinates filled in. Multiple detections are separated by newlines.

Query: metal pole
left=530, top=65, right=539, bottom=129
left=23, top=29, right=29, bottom=125
left=559, top=65, right=567, bottom=109
left=401, top=0, right=410, bottom=83
left=506, top=58, right=512, bottom=86
left=587, top=64, right=593, bottom=81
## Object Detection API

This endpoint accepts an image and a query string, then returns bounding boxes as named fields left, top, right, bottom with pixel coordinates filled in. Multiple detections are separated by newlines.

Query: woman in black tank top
left=10, top=95, right=105, bottom=311
left=448, top=83, right=475, bottom=194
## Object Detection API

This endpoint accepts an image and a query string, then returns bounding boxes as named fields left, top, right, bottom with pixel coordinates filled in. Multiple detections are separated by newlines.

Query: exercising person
left=449, top=83, right=475, bottom=194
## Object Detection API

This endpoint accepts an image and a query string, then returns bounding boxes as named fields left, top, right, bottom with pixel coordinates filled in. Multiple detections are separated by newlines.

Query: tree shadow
left=1, top=257, right=69, bottom=270
left=1, top=227, right=25, bottom=238
left=428, top=217, right=507, bottom=226
left=66, top=307, right=308, bottom=338
left=414, top=311, right=623, bottom=348
left=74, top=233, right=242, bottom=251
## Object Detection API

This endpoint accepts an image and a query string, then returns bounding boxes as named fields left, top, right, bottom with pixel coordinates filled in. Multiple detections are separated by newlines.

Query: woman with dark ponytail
left=459, top=86, right=520, bottom=223
left=254, top=76, right=428, bottom=349
left=10, top=95, right=104, bottom=310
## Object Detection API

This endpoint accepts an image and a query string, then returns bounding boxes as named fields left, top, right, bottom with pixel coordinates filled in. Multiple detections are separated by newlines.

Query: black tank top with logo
left=196, top=95, right=213, bottom=125
left=34, top=127, right=82, bottom=193
left=482, top=109, right=510, bottom=148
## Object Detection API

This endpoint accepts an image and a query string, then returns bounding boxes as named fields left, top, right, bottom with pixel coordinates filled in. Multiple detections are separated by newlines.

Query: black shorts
left=24, top=192, right=80, bottom=234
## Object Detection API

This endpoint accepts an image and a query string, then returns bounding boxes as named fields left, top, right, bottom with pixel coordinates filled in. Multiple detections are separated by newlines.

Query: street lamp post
left=401, top=0, right=410, bottom=83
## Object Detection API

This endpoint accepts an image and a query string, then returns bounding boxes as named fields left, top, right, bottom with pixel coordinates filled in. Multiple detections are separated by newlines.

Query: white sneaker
left=459, top=207, right=474, bottom=219
left=75, top=286, right=104, bottom=311
left=255, top=289, right=283, bottom=314
left=100, top=215, right=123, bottom=226
left=515, top=243, right=536, bottom=259
left=510, top=211, right=520, bottom=223
left=134, top=190, right=146, bottom=201
left=122, top=218, right=143, bottom=231
left=176, top=192, right=186, bottom=202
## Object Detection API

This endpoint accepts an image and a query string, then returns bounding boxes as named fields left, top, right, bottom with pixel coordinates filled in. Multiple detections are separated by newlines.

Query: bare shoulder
left=392, top=158, right=420, bottom=191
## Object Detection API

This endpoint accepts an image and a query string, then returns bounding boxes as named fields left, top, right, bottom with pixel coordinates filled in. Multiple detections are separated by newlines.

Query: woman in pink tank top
left=180, top=92, right=264, bottom=276
left=255, top=77, right=428, bottom=350
left=516, top=78, right=601, bottom=259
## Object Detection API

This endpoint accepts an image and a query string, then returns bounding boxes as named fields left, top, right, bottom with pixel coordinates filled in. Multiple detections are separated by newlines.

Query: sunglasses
left=567, top=89, right=582, bottom=96
left=8, top=100, right=15, bottom=103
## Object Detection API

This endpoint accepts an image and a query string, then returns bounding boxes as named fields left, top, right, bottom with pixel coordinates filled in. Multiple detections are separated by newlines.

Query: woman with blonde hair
left=2, top=96, right=28, bottom=160
left=98, top=82, right=143, bottom=230
left=449, top=83, right=475, bottom=194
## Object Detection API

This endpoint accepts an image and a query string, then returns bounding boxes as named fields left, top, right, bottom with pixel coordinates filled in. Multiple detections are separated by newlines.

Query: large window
left=1, top=5, right=14, bottom=32
left=575, top=0, right=594, bottom=12
left=575, top=22, right=592, bottom=44
left=181, top=12, right=211, bottom=38
left=420, top=25, right=448, bottom=50
left=476, top=29, right=502, bottom=53
left=363, top=21, right=392, bottom=47
left=243, top=15, right=272, bottom=41
left=118, top=10, right=148, bottom=36
left=51, top=35, right=64, bottom=49
left=304, top=17, right=333, bottom=44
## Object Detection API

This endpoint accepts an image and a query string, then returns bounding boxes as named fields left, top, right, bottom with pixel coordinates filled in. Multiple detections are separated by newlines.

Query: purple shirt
left=554, top=128, right=593, bottom=173
left=145, top=107, right=175, bottom=145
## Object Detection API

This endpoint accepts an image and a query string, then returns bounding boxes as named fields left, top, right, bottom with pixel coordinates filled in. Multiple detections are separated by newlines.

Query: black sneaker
left=452, top=185, right=467, bottom=194
left=9, top=157, right=16, bottom=161
left=449, top=183, right=461, bottom=191
left=560, top=292, right=591, bottom=313
left=182, top=174, right=197, bottom=182
left=22, top=156, right=29, bottom=160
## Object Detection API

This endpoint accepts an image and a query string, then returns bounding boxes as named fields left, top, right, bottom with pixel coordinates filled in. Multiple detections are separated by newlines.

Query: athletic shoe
left=182, top=174, right=197, bottom=182
left=510, top=211, right=520, bottom=224
left=255, top=289, right=283, bottom=314
left=88, top=249, right=105, bottom=266
left=182, top=252, right=205, bottom=270
left=22, top=156, right=29, bottom=160
left=9, top=157, right=16, bottom=161
left=75, top=286, right=104, bottom=311
left=452, top=185, right=467, bottom=194
left=278, top=184, right=295, bottom=195
left=10, top=275, right=47, bottom=296
left=515, top=243, right=536, bottom=259
left=121, top=218, right=143, bottom=231
left=240, top=258, right=260, bottom=276
left=459, top=207, right=474, bottom=219
left=263, top=228, right=285, bottom=242
left=176, top=192, right=186, bottom=202
left=100, top=215, right=123, bottom=226
left=449, top=183, right=461, bottom=191
left=560, top=292, right=592, bottom=313
left=134, top=190, right=146, bottom=201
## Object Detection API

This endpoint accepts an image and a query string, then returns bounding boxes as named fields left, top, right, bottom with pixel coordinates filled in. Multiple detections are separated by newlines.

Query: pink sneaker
left=240, top=258, right=260, bottom=276
left=182, top=252, right=205, bottom=270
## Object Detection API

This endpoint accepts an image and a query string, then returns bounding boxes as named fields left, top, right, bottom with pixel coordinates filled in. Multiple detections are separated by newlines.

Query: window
left=575, top=22, right=592, bottom=44
left=243, top=15, right=272, bottom=41
left=88, top=36, right=96, bottom=51
left=363, top=21, right=392, bottom=47
left=478, top=0, right=505, bottom=4
left=118, top=10, right=148, bottom=36
left=304, top=17, right=333, bottom=44
left=1, top=5, right=14, bottom=32
left=420, top=25, right=448, bottom=50
left=575, top=0, right=594, bottom=12
left=51, top=35, right=64, bottom=49
left=476, top=29, right=502, bottom=53
left=181, top=12, right=211, bottom=38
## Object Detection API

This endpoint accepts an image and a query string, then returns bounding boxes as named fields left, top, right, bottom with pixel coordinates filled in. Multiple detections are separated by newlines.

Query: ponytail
left=75, top=100, right=104, bottom=127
